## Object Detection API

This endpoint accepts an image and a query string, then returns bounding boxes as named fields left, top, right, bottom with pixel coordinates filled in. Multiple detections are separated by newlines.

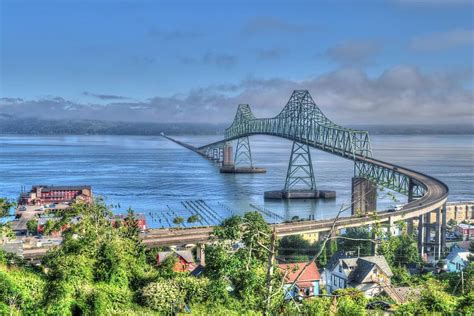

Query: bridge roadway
left=141, top=139, right=448, bottom=246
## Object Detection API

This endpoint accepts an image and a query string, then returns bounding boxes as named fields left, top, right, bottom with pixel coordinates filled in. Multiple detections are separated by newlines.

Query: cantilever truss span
left=198, top=90, right=434, bottom=199
left=225, top=91, right=373, bottom=159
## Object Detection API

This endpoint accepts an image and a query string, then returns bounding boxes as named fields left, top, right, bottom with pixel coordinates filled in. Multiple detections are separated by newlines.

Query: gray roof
left=331, top=254, right=393, bottom=284
left=326, top=250, right=349, bottom=271
left=360, top=256, right=393, bottom=277
left=158, top=250, right=195, bottom=263
left=346, top=258, right=376, bottom=284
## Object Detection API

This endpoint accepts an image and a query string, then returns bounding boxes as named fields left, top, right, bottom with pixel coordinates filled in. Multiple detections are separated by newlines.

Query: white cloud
left=410, top=29, right=474, bottom=51
left=1, top=65, right=472, bottom=125
left=324, top=40, right=382, bottom=66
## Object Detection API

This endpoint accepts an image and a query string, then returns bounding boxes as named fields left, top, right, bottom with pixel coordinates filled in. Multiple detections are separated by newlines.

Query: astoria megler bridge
left=156, top=90, right=449, bottom=260
left=22, top=90, right=449, bottom=261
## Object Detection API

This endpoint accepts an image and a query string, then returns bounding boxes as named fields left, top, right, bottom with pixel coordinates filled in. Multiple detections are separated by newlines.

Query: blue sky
left=1, top=0, right=473, bottom=124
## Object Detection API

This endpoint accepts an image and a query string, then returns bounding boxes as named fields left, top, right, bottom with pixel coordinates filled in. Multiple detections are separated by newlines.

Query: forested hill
left=0, top=116, right=472, bottom=136
left=0, top=117, right=227, bottom=136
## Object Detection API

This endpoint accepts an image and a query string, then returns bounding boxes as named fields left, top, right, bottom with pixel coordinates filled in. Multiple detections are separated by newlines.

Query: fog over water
left=0, top=134, right=472, bottom=228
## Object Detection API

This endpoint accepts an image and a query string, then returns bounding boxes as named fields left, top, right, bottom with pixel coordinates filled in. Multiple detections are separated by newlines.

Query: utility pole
left=264, top=228, right=277, bottom=316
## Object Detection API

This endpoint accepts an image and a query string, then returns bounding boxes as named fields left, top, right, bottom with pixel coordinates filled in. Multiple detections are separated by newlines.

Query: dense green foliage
left=337, top=227, right=372, bottom=257
left=173, top=216, right=184, bottom=225
left=187, top=214, right=200, bottom=223
left=0, top=198, right=14, bottom=217
left=1, top=199, right=473, bottom=315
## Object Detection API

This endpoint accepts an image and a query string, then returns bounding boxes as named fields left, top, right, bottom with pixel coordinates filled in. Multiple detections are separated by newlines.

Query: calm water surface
left=0, top=134, right=472, bottom=228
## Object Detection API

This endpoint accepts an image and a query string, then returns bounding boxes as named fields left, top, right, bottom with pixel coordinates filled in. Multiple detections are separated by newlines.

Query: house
left=456, top=223, right=474, bottom=240
left=446, top=246, right=471, bottom=272
left=157, top=250, right=196, bottom=272
left=324, top=252, right=393, bottom=298
left=278, top=262, right=321, bottom=300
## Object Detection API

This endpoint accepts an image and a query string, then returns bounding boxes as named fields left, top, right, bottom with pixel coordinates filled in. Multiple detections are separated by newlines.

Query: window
left=338, top=265, right=342, bottom=273
left=333, top=277, right=337, bottom=285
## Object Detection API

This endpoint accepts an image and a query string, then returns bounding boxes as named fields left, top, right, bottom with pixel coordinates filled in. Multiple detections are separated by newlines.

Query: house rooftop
left=326, top=250, right=349, bottom=271
left=446, top=247, right=471, bottom=262
left=158, top=250, right=195, bottom=264
left=278, top=262, right=320, bottom=287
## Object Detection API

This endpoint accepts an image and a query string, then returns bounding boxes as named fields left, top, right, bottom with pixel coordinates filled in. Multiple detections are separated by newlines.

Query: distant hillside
left=0, top=117, right=227, bottom=135
left=0, top=117, right=472, bottom=135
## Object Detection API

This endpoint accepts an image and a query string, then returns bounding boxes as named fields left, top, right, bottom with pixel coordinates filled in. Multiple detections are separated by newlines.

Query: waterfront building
left=19, top=185, right=93, bottom=206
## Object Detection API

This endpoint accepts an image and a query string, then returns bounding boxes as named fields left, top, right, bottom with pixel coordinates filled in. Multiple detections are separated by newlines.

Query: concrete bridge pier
left=220, top=138, right=266, bottom=173
left=351, top=177, right=377, bottom=216
left=196, top=244, right=206, bottom=266
left=418, top=214, right=425, bottom=256
left=441, top=203, right=447, bottom=254
left=406, top=218, right=414, bottom=235
left=222, top=142, right=234, bottom=167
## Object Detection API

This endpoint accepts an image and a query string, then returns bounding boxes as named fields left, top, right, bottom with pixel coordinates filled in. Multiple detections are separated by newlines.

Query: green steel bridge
left=163, top=90, right=448, bottom=259
left=17, top=91, right=451, bottom=262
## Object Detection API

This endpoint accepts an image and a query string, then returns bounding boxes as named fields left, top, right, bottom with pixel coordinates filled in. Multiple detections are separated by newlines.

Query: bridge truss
left=203, top=90, right=425, bottom=198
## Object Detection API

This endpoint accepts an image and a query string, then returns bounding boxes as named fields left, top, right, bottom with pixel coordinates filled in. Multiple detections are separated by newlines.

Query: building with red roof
left=278, top=262, right=321, bottom=299
left=157, top=250, right=196, bottom=273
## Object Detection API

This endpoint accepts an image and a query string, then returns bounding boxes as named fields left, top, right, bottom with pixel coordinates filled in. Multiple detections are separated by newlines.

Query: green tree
left=187, top=214, right=200, bottom=223
left=333, top=288, right=367, bottom=316
left=0, top=198, right=14, bottom=217
left=140, top=280, right=186, bottom=314
left=206, top=212, right=279, bottom=311
left=173, top=216, right=184, bottom=226
left=42, top=219, right=57, bottom=236
left=26, top=219, right=38, bottom=235
left=377, top=231, right=421, bottom=267
left=0, top=223, right=15, bottom=243
left=337, top=227, right=372, bottom=256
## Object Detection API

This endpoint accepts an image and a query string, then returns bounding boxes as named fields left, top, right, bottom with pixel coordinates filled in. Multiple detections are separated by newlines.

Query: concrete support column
left=435, top=208, right=441, bottom=261
left=196, top=244, right=205, bottom=266
left=371, top=227, right=378, bottom=255
left=388, top=216, right=395, bottom=236
left=441, top=203, right=447, bottom=251
left=351, top=177, right=377, bottom=216
left=223, top=143, right=234, bottom=167
left=418, top=214, right=425, bottom=256
left=424, top=213, right=431, bottom=258
left=407, top=218, right=414, bottom=236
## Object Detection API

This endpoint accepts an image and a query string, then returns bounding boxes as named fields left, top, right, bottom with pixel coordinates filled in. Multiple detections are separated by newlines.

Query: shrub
left=140, top=280, right=186, bottom=313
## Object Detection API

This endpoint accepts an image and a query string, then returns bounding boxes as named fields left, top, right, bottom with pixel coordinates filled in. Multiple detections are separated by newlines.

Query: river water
left=0, top=134, right=472, bottom=228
